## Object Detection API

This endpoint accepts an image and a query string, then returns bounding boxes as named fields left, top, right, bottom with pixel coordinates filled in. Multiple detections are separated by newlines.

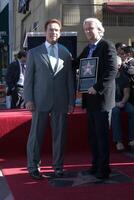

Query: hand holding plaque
left=77, top=57, right=99, bottom=93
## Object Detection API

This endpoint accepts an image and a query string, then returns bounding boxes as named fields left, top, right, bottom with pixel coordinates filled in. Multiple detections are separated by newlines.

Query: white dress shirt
left=45, top=41, right=64, bottom=75
left=45, top=41, right=58, bottom=71
left=17, top=60, right=26, bottom=86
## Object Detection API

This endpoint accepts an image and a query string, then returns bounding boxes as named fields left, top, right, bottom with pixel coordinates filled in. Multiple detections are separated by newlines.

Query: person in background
left=24, top=19, right=75, bottom=180
left=75, top=18, right=117, bottom=180
left=115, top=42, right=126, bottom=56
left=6, top=50, right=27, bottom=108
left=122, top=46, right=134, bottom=105
left=115, top=42, right=126, bottom=70
left=111, top=53, right=134, bottom=151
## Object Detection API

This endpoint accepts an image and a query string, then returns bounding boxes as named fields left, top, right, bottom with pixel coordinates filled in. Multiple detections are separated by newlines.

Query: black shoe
left=29, top=170, right=45, bottom=180
left=95, top=172, right=109, bottom=180
left=87, top=167, right=97, bottom=175
left=54, top=169, right=64, bottom=178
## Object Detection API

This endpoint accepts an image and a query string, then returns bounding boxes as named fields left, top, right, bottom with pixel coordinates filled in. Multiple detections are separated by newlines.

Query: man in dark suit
left=6, top=50, right=27, bottom=108
left=76, top=18, right=117, bottom=179
left=24, top=19, right=75, bottom=180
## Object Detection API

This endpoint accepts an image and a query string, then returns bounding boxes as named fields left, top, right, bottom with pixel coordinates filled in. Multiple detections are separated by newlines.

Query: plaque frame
left=77, top=57, right=99, bottom=93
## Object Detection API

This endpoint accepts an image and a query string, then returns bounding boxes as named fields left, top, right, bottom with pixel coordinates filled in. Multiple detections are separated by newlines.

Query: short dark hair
left=44, top=19, right=62, bottom=31
left=17, top=50, right=27, bottom=59
left=123, top=46, right=133, bottom=54
left=115, top=42, right=126, bottom=50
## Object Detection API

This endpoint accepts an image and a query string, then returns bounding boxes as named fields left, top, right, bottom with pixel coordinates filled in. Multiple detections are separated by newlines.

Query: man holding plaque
left=76, top=18, right=117, bottom=180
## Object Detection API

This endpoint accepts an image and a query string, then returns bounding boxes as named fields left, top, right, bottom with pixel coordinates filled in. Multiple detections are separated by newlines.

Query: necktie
left=49, top=45, right=58, bottom=73
left=88, top=44, right=96, bottom=58
left=49, top=45, right=55, bottom=57
left=21, top=63, right=25, bottom=75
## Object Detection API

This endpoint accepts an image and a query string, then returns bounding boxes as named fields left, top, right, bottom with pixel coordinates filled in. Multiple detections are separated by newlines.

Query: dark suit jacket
left=6, top=60, right=20, bottom=94
left=76, top=38, right=118, bottom=111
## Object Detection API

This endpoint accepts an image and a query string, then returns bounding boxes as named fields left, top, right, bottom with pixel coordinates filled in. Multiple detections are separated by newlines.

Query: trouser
left=27, top=110, right=67, bottom=173
left=112, top=102, right=134, bottom=142
left=87, top=110, right=110, bottom=173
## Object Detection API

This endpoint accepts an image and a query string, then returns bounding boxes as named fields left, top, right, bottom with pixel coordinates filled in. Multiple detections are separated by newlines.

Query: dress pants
left=87, top=110, right=110, bottom=174
left=27, top=110, right=67, bottom=173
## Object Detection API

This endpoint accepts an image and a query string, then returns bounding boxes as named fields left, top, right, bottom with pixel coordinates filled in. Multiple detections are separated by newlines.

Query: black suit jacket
left=76, top=38, right=118, bottom=111
left=6, top=60, right=20, bottom=94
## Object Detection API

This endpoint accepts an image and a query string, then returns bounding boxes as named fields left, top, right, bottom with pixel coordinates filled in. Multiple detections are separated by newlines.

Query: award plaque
left=77, top=57, right=99, bottom=93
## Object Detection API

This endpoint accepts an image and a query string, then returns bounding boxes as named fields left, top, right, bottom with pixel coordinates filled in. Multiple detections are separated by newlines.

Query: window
left=62, top=4, right=94, bottom=26
left=103, top=10, right=134, bottom=26
left=103, top=3, right=134, bottom=26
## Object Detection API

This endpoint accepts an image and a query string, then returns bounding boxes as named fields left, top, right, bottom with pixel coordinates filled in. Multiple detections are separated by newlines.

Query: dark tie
left=88, top=44, right=96, bottom=58
left=21, top=63, right=26, bottom=75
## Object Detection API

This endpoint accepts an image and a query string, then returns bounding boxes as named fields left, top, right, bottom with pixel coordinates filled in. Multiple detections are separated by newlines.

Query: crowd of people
left=5, top=17, right=134, bottom=181
left=111, top=43, right=134, bottom=151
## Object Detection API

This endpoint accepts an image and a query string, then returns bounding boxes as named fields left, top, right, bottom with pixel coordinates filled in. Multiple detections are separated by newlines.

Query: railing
left=62, top=3, right=134, bottom=27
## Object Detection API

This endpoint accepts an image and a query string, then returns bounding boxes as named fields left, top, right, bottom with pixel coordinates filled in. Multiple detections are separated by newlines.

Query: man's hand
left=88, top=87, right=97, bottom=95
left=116, top=101, right=125, bottom=108
left=25, top=101, right=35, bottom=112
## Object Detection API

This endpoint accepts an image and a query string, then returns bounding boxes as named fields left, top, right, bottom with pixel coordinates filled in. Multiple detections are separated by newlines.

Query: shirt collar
left=45, top=41, right=58, bottom=50
left=89, top=37, right=102, bottom=47
left=18, top=59, right=25, bottom=66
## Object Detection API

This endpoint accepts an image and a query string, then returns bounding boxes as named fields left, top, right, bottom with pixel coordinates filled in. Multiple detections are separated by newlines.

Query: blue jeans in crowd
left=111, top=102, right=134, bottom=142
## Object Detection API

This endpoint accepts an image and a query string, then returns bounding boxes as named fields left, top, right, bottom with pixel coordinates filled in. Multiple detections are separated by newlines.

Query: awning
left=103, top=2, right=134, bottom=13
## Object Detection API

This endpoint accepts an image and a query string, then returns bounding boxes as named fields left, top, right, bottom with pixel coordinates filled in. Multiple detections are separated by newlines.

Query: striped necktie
left=49, top=45, right=55, bottom=57
left=49, top=45, right=58, bottom=73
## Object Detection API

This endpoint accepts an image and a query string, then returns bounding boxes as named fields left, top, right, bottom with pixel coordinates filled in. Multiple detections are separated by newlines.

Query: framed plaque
left=77, top=57, right=99, bottom=93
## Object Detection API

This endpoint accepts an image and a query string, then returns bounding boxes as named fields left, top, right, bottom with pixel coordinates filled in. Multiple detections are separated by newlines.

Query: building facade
left=12, top=0, right=134, bottom=58
left=1, top=0, right=134, bottom=67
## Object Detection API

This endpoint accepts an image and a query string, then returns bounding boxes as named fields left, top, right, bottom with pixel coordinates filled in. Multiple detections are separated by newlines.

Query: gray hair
left=83, top=18, right=105, bottom=37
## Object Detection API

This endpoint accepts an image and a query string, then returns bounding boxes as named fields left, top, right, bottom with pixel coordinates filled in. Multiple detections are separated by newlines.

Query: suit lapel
left=15, top=60, right=21, bottom=81
left=55, top=44, right=64, bottom=75
left=92, top=39, right=104, bottom=56
left=40, top=43, right=54, bottom=73
left=39, top=43, right=65, bottom=76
